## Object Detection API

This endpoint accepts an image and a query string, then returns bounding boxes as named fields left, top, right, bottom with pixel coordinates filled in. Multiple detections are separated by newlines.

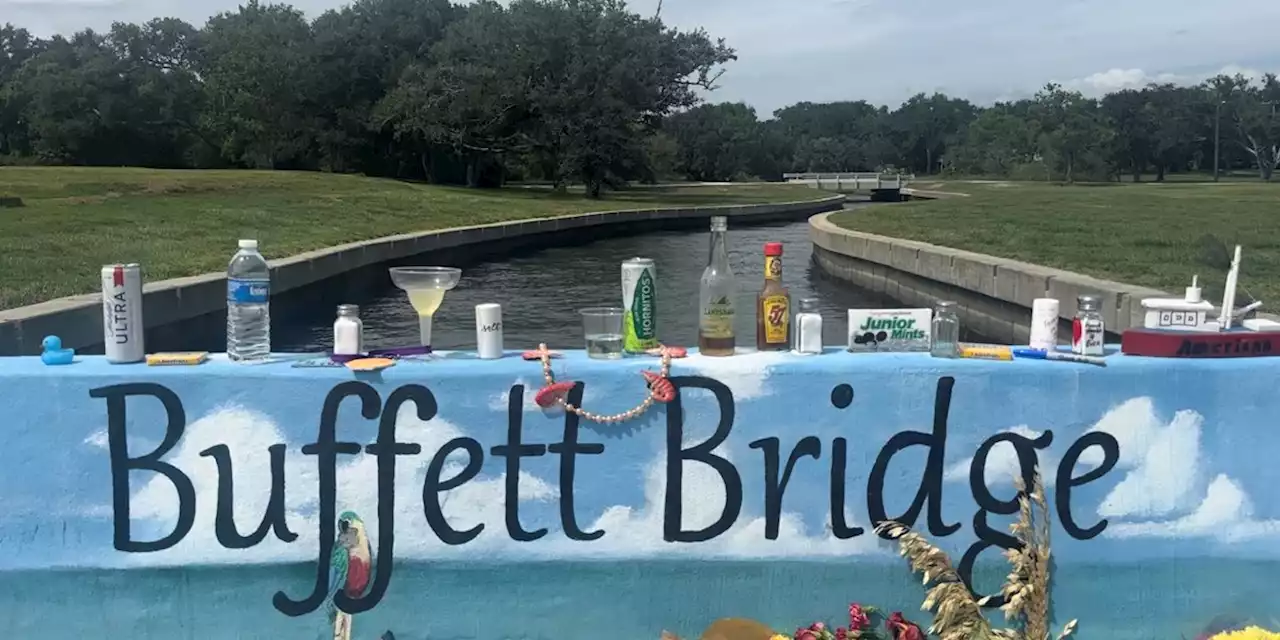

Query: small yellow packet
left=146, top=352, right=210, bottom=366
left=957, top=344, right=1013, bottom=361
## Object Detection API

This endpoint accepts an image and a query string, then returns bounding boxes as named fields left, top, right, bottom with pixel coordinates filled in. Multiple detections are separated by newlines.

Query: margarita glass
left=389, top=266, right=462, bottom=350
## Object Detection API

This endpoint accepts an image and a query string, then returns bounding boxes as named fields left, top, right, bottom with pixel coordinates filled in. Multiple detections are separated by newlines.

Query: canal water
left=272, top=209, right=905, bottom=353
left=138, top=202, right=987, bottom=355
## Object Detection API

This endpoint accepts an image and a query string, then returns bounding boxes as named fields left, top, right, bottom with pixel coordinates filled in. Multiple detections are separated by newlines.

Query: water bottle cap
left=238, top=239, right=258, bottom=250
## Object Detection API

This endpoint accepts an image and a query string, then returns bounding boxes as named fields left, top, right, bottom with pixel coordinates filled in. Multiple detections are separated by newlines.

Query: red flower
left=848, top=604, right=871, bottom=631
left=795, top=627, right=819, bottom=640
left=835, top=627, right=849, bottom=640
left=886, top=612, right=924, bottom=640
left=810, top=622, right=826, bottom=632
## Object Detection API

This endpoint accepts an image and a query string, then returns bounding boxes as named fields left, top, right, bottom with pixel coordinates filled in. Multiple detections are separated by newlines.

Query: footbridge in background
left=783, top=172, right=913, bottom=201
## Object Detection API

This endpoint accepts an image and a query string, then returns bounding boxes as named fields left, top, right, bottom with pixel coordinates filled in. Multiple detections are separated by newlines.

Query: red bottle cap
left=764, top=242, right=783, bottom=256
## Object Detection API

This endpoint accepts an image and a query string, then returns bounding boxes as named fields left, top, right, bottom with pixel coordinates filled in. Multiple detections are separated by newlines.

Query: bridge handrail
left=781, top=172, right=915, bottom=190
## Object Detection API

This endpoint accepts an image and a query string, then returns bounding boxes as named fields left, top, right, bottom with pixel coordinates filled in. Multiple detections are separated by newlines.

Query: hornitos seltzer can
left=621, top=257, right=658, bottom=353
left=101, top=263, right=145, bottom=363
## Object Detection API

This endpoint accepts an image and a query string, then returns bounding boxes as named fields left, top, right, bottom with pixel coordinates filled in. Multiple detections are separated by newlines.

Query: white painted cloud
left=486, top=377, right=541, bottom=412
left=1109, top=474, right=1280, bottom=542
left=1073, top=397, right=1280, bottom=543
left=936, top=396, right=1279, bottom=543
left=676, top=350, right=791, bottom=401
left=1076, top=398, right=1202, bottom=519
left=115, top=403, right=556, bottom=567
left=943, top=425, right=1056, bottom=487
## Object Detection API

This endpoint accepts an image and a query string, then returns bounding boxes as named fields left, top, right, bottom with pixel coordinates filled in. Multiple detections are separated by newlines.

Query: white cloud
left=1064, top=64, right=1271, bottom=97
left=1078, top=398, right=1202, bottom=519
left=938, top=396, right=1280, bottom=544
left=116, top=403, right=557, bottom=567
left=486, top=377, right=541, bottom=412
left=943, top=425, right=1056, bottom=486
left=1109, top=474, right=1280, bottom=542
left=676, top=350, right=791, bottom=401
left=1075, top=398, right=1280, bottom=543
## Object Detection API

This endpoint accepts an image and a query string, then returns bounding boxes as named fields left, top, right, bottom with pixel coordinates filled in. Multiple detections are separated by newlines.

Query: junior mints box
left=847, top=308, right=932, bottom=352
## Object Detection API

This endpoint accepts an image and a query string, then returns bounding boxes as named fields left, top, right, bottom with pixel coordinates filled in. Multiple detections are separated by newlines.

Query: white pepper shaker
left=794, top=298, right=823, bottom=355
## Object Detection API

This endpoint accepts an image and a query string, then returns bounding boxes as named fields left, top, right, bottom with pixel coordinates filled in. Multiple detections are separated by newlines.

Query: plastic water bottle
left=226, top=239, right=271, bottom=360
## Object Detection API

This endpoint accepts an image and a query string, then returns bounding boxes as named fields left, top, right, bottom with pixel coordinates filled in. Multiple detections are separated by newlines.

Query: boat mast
left=1219, top=245, right=1242, bottom=331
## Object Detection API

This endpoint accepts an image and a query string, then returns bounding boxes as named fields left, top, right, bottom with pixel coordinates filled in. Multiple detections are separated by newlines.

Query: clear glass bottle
left=793, top=298, right=823, bottom=355
left=698, top=216, right=736, bottom=356
left=333, top=304, right=363, bottom=356
left=930, top=300, right=960, bottom=358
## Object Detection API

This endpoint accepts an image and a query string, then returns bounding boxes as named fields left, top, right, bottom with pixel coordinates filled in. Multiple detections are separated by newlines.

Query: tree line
left=667, top=76, right=1280, bottom=183
left=1, top=0, right=1277, bottom=193
left=0, top=0, right=731, bottom=196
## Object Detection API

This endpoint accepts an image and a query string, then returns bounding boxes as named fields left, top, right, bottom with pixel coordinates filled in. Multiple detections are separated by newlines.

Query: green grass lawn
left=830, top=179, right=1280, bottom=304
left=0, top=167, right=819, bottom=310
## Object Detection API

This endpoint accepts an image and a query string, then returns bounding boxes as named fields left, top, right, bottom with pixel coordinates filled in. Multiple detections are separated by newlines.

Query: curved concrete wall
left=1, top=349, right=1276, bottom=639
left=809, top=212, right=1173, bottom=343
left=0, top=195, right=844, bottom=355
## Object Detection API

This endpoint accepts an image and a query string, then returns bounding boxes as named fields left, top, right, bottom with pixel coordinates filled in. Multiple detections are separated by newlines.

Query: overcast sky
left=5, top=0, right=1278, bottom=114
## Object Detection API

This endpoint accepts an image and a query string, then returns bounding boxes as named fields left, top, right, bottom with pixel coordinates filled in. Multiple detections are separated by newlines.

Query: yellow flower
left=770, top=635, right=791, bottom=640
left=1210, top=627, right=1280, bottom=640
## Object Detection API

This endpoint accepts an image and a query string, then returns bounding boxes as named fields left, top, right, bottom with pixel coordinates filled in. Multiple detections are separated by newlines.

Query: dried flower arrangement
left=873, top=469, right=1077, bottom=640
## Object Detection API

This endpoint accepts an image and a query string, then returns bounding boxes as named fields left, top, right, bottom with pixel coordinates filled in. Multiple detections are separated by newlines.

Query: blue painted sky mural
left=0, top=352, right=1278, bottom=639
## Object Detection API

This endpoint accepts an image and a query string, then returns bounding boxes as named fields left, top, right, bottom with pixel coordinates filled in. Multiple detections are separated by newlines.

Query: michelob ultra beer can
left=621, top=257, right=658, bottom=353
left=101, top=263, right=145, bottom=363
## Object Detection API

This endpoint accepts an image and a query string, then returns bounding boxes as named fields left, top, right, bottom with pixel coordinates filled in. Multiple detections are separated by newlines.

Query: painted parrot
left=885, top=612, right=925, bottom=640
left=326, top=511, right=373, bottom=624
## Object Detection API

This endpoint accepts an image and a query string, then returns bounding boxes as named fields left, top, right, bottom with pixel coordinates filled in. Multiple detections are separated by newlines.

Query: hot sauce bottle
left=756, top=242, right=791, bottom=351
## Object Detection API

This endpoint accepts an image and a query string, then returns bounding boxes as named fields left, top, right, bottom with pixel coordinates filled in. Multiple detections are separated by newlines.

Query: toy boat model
left=1121, top=245, right=1280, bottom=358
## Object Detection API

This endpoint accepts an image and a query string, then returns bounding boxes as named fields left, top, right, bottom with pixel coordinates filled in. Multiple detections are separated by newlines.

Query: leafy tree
left=892, top=92, right=976, bottom=174
left=664, top=102, right=762, bottom=181
left=1223, top=73, right=1280, bottom=180
left=1146, top=84, right=1207, bottom=181
left=197, top=1, right=319, bottom=169
left=1031, top=84, right=1112, bottom=183
left=4, top=1, right=1279, bottom=188
left=0, top=23, right=44, bottom=156
left=1100, top=88, right=1154, bottom=181
left=311, top=0, right=459, bottom=173
left=947, top=105, right=1039, bottom=176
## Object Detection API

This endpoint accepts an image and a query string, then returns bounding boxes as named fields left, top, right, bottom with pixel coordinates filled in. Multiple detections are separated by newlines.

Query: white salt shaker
left=793, top=298, right=823, bottom=355
left=475, top=303, right=504, bottom=359
left=333, top=304, right=363, bottom=356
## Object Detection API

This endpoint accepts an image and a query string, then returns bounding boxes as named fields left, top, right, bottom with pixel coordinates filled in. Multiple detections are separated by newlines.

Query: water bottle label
left=227, top=278, right=270, bottom=304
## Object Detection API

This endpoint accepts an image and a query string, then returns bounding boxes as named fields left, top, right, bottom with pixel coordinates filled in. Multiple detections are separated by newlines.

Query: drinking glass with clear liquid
left=580, top=307, right=625, bottom=359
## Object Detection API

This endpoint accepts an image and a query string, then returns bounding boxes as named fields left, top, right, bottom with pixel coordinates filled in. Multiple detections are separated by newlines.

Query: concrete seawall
left=0, top=195, right=844, bottom=355
left=809, top=211, right=1172, bottom=343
